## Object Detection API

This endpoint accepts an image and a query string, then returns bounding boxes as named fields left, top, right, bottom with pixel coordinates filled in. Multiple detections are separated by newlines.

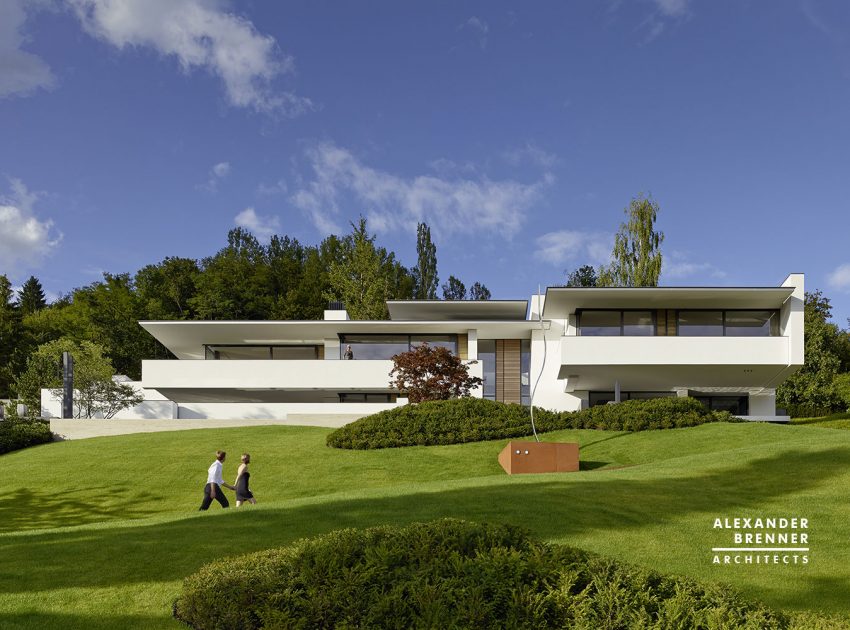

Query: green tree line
left=0, top=219, right=490, bottom=399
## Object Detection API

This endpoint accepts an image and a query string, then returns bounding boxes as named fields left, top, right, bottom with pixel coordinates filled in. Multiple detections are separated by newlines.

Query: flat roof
left=387, top=300, right=529, bottom=321
left=542, top=286, right=795, bottom=318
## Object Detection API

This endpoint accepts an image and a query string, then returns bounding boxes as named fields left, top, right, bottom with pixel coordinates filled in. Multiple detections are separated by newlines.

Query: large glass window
left=677, top=311, right=724, bottom=336
left=207, top=346, right=272, bottom=360
left=694, top=395, right=749, bottom=415
left=205, top=345, right=320, bottom=360
left=677, top=311, right=780, bottom=336
left=272, top=346, right=319, bottom=360
left=579, top=311, right=622, bottom=336
left=623, top=311, right=655, bottom=336
left=479, top=339, right=496, bottom=400
left=579, top=311, right=655, bottom=336
left=339, top=334, right=458, bottom=359
left=411, top=335, right=458, bottom=354
left=724, top=311, right=779, bottom=337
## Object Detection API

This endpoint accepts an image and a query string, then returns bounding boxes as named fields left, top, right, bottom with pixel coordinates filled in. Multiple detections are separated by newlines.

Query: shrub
left=327, top=398, right=560, bottom=449
left=327, top=396, right=735, bottom=450
left=0, top=417, right=54, bottom=455
left=174, top=519, right=832, bottom=630
left=558, top=396, right=736, bottom=432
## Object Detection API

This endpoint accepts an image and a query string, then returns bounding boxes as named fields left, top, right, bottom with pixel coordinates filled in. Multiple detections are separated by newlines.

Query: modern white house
left=42, top=274, right=805, bottom=425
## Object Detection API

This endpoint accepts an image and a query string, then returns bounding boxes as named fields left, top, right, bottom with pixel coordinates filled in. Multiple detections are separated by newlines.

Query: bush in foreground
left=0, top=417, right=53, bottom=455
left=327, top=396, right=734, bottom=450
left=174, top=519, right=840, bottom=630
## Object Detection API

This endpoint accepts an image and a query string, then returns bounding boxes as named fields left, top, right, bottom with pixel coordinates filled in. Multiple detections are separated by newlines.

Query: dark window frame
left=204, top=344, right=320, bottom=360
left=675, top=309, right=780, bottom=337
left=337, top=333, right=459, bottom=359
left=577, top=309, right=657, bottom=337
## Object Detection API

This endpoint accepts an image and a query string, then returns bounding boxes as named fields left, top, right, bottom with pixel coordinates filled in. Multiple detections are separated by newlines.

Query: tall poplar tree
left=412, top=222, right=438, bottom=299
left=598, top=194, right=664, bottom=287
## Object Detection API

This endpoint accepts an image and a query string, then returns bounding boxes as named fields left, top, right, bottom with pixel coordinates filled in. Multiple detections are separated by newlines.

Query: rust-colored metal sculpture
left=498, top=441, right=579, bottom=475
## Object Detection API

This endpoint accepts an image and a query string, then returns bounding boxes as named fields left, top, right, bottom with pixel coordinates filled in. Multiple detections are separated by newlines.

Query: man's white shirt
left=207, top=460, right=224, bottom=485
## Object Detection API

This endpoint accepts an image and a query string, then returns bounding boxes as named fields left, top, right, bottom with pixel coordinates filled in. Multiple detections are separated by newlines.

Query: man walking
left=199, top=450, right=236, bottom=510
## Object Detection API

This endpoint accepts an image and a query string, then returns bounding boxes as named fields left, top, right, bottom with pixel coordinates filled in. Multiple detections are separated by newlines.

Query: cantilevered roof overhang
left=541, top=286, right=795, bottom=318
left=387, top=300, right=529, bottom=321
left=140, top=320, right=535, bottom=360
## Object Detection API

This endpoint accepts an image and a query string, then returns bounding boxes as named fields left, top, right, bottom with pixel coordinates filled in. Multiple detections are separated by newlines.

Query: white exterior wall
left=528, top=321, right=583, bottom=412
left=781, top=273, right=805, bottom=367
left=142, top=359, right=396, bottom=390
left=749, top=391, right=777, bottom=416
left=176, top=401, right=401, bottom=422
left=40, top=383, right=178, bottom=419
left=561, top=336, right=789, bottom=366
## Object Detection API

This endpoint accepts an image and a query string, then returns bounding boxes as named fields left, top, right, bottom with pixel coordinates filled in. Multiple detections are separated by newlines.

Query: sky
left=1, top=0, right=849, bottom=325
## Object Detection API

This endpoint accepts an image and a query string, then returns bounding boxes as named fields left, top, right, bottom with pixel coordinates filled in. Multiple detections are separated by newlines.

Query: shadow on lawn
left=2, top=445, right=849, bottom=599
left=0, top=484, right=161, bottom=534
left=0, top=611, right=173, bottom=630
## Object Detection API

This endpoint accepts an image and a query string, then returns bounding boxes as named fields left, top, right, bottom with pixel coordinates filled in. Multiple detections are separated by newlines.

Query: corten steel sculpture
left=498, top=441, right=579, bottom=475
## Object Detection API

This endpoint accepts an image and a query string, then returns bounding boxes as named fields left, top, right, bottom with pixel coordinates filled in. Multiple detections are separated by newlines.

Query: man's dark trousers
left=199, top=483, right=230, bottom=510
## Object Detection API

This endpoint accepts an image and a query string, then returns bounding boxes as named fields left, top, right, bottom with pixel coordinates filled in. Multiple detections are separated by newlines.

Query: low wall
left=176, top=401, right=400, bottom=420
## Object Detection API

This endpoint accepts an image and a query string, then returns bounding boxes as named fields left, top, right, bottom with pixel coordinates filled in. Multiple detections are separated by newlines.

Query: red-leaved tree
left=389, top=343, right=483, bottom=403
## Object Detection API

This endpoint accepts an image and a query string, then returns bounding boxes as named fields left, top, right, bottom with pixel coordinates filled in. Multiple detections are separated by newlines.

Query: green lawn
left=792, top=411, right=850, bottom=430
left=0, top=422, right=848, bottom=628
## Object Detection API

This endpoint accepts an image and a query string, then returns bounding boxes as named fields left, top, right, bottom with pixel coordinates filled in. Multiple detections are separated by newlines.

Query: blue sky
left=1, top=0, right=849, bottom=324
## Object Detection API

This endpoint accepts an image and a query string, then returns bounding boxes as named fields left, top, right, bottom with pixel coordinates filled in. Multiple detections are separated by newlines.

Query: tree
left=135, top=257, right=200, bottom=319
left=598, top=194, right=664, bottom=287
left=190, top=228, right=273, bottom=320
left=324, top=218, right=395, bottom=320
left=777, top=290, right=844, bottom=412
left=442, top=276, right=467, bottom=300
left=469, top=282, right=492, bottom=301
left=17, top=276, right=47, bottom=314
left=0, top=275, right=22, bottom=398
left=14, top=338, right=141, bottom=418
left=412, top=222, right=438, bottom=299
left=389, top=343, right=483, bottom=403
left=565, top=265, right=598, bottom=287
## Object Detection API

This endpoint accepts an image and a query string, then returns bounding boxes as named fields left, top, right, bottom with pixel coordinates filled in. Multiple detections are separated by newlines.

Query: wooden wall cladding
left=496, top=339, right=521, bottom=404
left=458, top=334, right=468, bottom=360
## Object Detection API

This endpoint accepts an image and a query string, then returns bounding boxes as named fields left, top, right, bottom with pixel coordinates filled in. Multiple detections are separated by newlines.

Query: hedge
left=173, top=519, right=841, bottom=630
left=326, top=396, right=735, bottom=450
left=0, top=418, right=54, bottom=455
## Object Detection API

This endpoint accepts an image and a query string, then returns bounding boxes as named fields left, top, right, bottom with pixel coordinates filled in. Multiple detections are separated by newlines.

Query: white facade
left=42, top=274, right=804, bottom=424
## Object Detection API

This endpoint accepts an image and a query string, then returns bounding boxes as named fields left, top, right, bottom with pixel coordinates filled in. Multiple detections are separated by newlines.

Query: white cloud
left=502, top=143, right=559, bottom=169
left=460, top=16, right=489, bottom=49
left=0, top=178, right=62, bottom=272
left=211, top=161, right=230, bottom=178
left=653, top=0, right=690, bottom=18
left=662, top=251, right=727, bottom=281
left=534, top=230, right=612, bottom=267
left=290, top=142, right=550, bottom=239
left=234, top=207, right=279, bottom=240
left=256, top=179, right=288, bottom=196
left=197, top=161, right=230, bottom=192
left=0, top=0, right=56, bottom=98
left=828, top=263, right=850, bottom=291
left=66, top=0, right=311, bottom=114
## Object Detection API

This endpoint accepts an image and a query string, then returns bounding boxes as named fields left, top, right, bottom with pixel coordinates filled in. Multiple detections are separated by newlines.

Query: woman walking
left=235, top=453, right=257, bottom=507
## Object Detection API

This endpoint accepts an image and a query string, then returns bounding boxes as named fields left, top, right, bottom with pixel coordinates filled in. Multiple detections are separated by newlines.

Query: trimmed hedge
left=326, top=396, right=735, bottom=450
left=174, top=519, right=840, bottom=630
left=0, top=418, right=54, bottom=455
